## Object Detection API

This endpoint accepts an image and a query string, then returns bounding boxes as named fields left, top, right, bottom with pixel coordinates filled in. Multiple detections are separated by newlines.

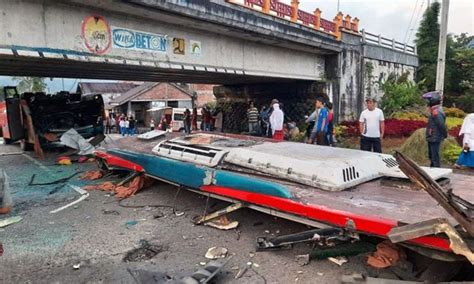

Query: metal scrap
left=394, top=151, right=474, bottom=237
left=0, top=216, right=23, bottom=228
left=389, top=218, right=474, bottom=264
left=29, top=172, right=80, bottom=186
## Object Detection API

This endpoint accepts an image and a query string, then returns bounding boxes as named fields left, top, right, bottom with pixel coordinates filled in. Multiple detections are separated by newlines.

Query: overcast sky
left=299, top=0, right=473, bottom=45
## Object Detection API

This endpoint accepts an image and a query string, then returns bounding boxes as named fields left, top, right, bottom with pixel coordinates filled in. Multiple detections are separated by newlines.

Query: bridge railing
left=361, top=30, right=417, bottom=55
left=227, top=0, right=359, bottom=40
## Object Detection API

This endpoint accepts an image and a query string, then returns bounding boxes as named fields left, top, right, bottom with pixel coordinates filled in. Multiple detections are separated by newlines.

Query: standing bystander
left=247, top=101, right=259, bottom=134
left=183, top=108, right=192, bottom=134
left=424, top=92, right=447, bottom=167
left=269, top=102, right=284, bottom=140
left=306, top=97, right=329, bottom=145
left=359, top=98, right=385, bottom=153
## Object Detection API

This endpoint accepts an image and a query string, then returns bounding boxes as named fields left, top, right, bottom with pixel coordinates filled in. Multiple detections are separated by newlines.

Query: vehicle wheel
left=20, top=140, right=34, bottom=151
left=3, top=138, right=12, bottom=145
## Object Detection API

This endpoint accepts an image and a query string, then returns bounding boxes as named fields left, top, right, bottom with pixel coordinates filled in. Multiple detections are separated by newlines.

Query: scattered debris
left=205, top=216, right=239, bottom=230
left=78, top=156, right=89, bottom=163
left=264, top=230, right=270, bottom=234
left=183, top=257, right=232, bottom=283
left=309, top=241, right=376, bottom=260
left=0, top=216, right=23, bottom=228
left=367, top=240, right=406, bottom=268
left=199, top=261, right=206, bottom=266
left=57, top=156, right=72, bottom=165
left=295, top=254, right=310, bottom=266
left=29, top=172, right=80, bottom=186
left=125, top=220, right=138, bottom=228
left=49, top=184, right=65, bottom=195
left=0, top=170, right=12, bottom=214
left=83, top=175, right=152, bottom=199
left=174, top=211, right=185, bottom=217
left=297, top=271, right=303, bottom=274
left=81, top=170, right=104, bottom=181
left=235, top=263, right=251, bottom=279
left=60, top=128, right=95, bottom=156
left=126, top=268, right=172, bottom=283
left=102, top=209, right=120, bottom=215
left=84, top=181, right=115, bottom=191
left=328, top=256, right=348, bottom=266
left=137, top=130, right=167, bottom=140
left=72, top=263, right=81, bottom=270
left=317, top=272, right=324, bottom=276
left=123, top=240, right=163, bottom=262
left=0, top=151, right=24, bottom=156
left=153, top=213, right=165, bottom=219
left=50, top=185, right=89, bottom=214
left=205, top=247, right=228, bottom=259
left=252, top=263, right=260, bottom=268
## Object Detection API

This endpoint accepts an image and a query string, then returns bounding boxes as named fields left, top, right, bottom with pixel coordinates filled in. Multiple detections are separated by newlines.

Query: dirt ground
left=0, top=135, right=373, bottom=284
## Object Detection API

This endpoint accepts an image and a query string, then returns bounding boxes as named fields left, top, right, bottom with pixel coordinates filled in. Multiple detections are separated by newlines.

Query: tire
left=3, top=138, right=12, bottom=145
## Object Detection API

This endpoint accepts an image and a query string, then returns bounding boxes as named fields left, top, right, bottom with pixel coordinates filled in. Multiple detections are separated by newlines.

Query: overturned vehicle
left=0, top=86, right=104, bottom=150
left=94, top=133, right=474, bottom=279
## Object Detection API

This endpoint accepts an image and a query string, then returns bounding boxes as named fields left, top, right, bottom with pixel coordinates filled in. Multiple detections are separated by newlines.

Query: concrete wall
left=0, top=0, right=326, bottom=81
left=362, top=58, right=416, bottom=103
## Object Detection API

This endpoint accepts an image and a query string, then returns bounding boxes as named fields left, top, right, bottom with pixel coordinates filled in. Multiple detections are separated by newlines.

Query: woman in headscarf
left=269, top=102, right=284, bottom=140
left=455, top=113, right=474, bottom=168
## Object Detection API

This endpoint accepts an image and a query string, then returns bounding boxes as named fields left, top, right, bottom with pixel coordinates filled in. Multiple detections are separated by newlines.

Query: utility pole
left=337, top=0, right=340, bottom=12
left=435, top=0, right=449, bottom=95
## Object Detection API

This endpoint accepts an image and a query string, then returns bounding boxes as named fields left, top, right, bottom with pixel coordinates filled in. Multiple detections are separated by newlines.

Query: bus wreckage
left=93, top=133, right=474, bottom=267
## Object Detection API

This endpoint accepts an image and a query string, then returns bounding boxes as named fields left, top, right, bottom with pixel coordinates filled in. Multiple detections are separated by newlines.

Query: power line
left=407, top=0, right=425, bottom=44
left=403, top=0, right=420, bottom=44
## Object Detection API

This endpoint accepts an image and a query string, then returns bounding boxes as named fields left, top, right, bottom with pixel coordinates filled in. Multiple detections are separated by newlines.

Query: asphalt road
left=0, top=137, right=374, bottom=283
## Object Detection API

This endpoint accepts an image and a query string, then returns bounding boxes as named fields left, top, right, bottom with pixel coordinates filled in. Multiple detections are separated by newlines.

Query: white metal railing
left=361, top=29, right=417, bottom=55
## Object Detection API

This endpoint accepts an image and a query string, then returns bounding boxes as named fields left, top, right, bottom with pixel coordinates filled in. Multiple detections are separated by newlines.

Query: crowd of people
left=246, top=98, right=336, bottom=144
left=100, top=93, right=473, bottom=170
left=102, top=114, right=137, bottom=136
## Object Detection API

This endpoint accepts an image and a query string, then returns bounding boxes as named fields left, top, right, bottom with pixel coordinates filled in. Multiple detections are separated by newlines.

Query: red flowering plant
left=339, top=119, right=427, bottom=138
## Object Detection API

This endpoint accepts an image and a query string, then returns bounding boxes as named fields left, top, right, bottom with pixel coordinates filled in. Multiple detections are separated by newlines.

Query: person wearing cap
left=305, top=97, right=329, bottom=145
left=424, top=92, right=447, bottom=167
left=359, top=98, right=385, bottom=153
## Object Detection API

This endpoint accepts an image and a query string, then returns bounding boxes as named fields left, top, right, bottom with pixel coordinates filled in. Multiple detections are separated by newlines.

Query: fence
left=361, top=30, right=417, bottom=55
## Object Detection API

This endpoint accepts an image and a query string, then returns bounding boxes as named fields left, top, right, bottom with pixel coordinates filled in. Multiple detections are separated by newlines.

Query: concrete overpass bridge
left=0, top=0, right=418, bottom=120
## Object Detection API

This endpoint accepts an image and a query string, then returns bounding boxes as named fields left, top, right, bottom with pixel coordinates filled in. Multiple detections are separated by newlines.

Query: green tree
left=450, top=48, right=474, bottom=112
left=415, top=2, right=440, bottom=91
left=380, top=72, right=424, bottom=116
left=12, top=77, right=47, bottom=93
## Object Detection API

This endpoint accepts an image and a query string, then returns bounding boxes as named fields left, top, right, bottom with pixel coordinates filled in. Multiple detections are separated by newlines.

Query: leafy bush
left=446, top=117, right=464, bottom=129
left=390, top=111, right=427, bottom=122
left=443, top=107, right=466, bottom=118
left=442, top=143, right=462, bottom=163
left=289, top=131, right=306, bottom=142
left=380, top=75, right=424, bottom=116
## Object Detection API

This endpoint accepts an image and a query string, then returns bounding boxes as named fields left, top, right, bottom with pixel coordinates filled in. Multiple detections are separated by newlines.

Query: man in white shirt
left=359, top=98, right=385, bottom=153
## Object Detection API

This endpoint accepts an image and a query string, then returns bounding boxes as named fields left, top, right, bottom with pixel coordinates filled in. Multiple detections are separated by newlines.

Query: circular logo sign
left=81, top=15, right=111, bottom=54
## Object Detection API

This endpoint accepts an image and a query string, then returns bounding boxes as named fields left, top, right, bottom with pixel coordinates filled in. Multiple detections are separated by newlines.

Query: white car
left=147, top=107, right=202, bottom=132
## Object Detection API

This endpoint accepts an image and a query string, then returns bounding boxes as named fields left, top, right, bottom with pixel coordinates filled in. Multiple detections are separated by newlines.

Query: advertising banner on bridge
left=111, top=26, right=168, bottom=52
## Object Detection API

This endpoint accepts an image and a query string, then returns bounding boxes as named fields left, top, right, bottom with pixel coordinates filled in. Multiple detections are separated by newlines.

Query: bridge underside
left=0, top=55, right=306, bottom=85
